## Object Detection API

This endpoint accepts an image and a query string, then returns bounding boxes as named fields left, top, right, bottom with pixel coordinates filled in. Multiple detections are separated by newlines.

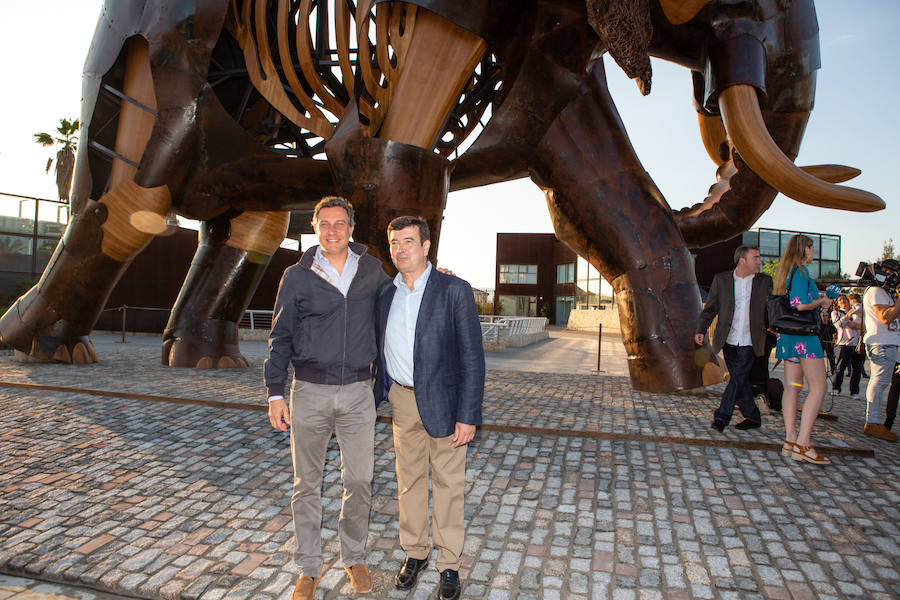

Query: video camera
left=856, top=258, right=900, bottom=294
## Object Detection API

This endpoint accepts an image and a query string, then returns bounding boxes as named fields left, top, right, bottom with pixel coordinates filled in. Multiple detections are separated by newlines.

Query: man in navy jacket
left=265, top=197, right=388, bottom=600
left=374, top=216, right=484, bottom=600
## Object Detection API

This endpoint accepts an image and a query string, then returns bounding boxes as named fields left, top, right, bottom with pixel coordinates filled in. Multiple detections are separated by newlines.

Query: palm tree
left=34, top=118, right=79, bottom=203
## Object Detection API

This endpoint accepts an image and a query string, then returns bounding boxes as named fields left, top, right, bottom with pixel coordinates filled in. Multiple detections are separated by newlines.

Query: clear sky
left=1, top=2, right=896, bottom=290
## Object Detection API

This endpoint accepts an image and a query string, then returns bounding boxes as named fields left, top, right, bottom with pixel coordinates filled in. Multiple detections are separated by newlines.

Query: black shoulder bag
left=767, top=268, right=819, bottom=336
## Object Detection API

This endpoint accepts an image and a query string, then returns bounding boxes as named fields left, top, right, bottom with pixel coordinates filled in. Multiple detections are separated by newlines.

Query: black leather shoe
left=734, top=419, right=761, bottom=430
left=710, top=420, right=725, bottom=432
left=439, top=569, right=461, bottom=600
left=395, top=557, right=428, bottom=590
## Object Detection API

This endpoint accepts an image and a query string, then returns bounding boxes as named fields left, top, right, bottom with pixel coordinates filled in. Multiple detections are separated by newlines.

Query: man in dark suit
left=374, top=216, right=484, bottom=600
left=696, top=245, right=773, bottom=432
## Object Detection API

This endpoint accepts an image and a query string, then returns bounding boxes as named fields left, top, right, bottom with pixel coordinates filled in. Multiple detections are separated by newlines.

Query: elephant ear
left=587, top=0, right=653, bottom=95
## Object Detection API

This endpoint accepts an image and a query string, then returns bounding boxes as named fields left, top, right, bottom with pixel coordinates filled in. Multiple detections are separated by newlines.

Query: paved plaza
left=0, top=329, right=897, bottom=599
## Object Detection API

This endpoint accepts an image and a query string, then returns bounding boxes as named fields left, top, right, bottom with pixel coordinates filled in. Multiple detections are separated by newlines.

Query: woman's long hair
left=774, top=234, right=813, bottom=294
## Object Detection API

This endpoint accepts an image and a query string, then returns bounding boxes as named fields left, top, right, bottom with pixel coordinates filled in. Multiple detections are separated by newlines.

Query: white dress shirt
left=726, top=271, right=753, bottom=347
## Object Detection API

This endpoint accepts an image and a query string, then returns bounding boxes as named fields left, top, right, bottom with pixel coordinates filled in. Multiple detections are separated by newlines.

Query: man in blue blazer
left=374, top=216, right=484, bottom=600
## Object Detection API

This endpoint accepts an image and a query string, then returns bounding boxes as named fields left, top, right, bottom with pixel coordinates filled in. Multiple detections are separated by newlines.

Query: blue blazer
left=374, top=268, right=485, bottom=438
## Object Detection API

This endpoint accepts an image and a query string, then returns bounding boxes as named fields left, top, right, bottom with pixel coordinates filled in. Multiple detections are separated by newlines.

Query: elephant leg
left=0, top=38, right=170, bottom=363
left=530, top=61, right=706, bottom=393
left=162, top=210, right=288, bottom=368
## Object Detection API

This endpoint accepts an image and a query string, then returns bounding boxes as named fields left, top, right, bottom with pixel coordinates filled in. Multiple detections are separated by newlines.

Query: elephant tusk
left=799, top=164, right=860, bottom=184
left=718, top=84, right=885, bottom=212
left=697, top=113, right=728, bottom=166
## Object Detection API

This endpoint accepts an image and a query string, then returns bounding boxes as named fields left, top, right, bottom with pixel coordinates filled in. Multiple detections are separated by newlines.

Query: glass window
left=0, top=234, right=34, bottom=272
left=820, top=261, right=841, bottom=279
left=758, top=229, right=779, bottom=258
left=499, top=264, right=537, bottom=284
left=556, top=262, right=575, bottom=284
left=497, top=295, right=536, bottom=316
left=742, top=230, right=759, bottom=247
left=779, top=231, right=802, bottom=256
left=820, top=236, right=839, bottom=261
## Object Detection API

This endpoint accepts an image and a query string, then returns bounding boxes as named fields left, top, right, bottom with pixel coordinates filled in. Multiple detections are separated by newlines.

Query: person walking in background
left=265, top=196, right=388, bottom=599
left=861, top=275, right=900, bottom=442
left=831, top=294, right=863, bottom=398
left=696, top=245, right=772, bottom=432
left=849, top=293, right=870, bottom=379
left=819, top=304, right=836, bottom=375
left=375, top=216, right=484, bottom=600
left=773, top=234, right=833, bottom=464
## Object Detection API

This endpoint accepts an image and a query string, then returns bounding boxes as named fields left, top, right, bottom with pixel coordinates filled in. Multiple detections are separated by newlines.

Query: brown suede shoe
left=344, top=563, right=374, bottom=593
left=864, top=423, right=897, bottom=442
left=292, top=575, right=318, bottom=600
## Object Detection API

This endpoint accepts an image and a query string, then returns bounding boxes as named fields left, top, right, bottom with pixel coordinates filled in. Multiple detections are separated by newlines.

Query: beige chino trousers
left=389, top=384, right=467, bottom=572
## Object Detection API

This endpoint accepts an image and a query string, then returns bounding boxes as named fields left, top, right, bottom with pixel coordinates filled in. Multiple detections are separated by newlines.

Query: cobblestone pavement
left=0, top=573, right=132, bottom=598
left=1, top=332, right=898, bottom=599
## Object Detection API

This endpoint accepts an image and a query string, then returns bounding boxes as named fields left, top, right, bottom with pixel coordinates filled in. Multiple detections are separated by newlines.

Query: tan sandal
left=781, top=440, right=796, bottom=457
left=791, top=444, right=831, bottom=465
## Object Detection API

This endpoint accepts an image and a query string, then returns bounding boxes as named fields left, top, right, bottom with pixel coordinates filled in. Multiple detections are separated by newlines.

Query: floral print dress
left=775, top=265, right=823, bottom=361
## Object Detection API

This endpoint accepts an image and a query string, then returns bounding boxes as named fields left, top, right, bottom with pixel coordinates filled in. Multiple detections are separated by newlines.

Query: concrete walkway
left=0, top=330, right=897, bottom=599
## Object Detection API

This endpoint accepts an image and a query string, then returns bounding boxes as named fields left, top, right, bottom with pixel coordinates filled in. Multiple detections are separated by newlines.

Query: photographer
left=860, top=259, right=900, bottom=442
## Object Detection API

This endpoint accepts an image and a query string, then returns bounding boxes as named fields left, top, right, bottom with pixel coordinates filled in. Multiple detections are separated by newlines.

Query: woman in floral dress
left=774, top=234, right=834, bottom=464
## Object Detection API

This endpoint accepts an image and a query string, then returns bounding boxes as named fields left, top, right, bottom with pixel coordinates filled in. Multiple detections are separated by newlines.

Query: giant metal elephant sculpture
left=0, top=0, right=883, bottom=392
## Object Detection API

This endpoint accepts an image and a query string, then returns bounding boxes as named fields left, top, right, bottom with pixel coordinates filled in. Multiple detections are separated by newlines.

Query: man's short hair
left=387, top=216, right=430, bottom=243
left=734, top=245, right=759, bottom=265
left=312, top=196, right=355, bottom=228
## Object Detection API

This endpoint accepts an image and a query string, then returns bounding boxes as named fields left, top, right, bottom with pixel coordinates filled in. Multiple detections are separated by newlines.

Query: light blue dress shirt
left=312, top=245, right=359, bottom=297
left=384, top=262, right=432, bottom=388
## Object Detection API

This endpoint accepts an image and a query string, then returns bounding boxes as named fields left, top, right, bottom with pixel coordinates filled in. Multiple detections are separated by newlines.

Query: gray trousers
left=289, top=379, right=375, bottom=576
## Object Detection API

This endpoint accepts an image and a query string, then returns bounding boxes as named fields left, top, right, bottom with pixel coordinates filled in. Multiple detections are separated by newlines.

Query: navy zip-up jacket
left=264, top=242, right=389, bottom=397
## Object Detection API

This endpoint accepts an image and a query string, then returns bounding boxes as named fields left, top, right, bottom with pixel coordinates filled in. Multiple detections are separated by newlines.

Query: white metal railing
left=239, top=309, right=273, bottom=330
left=240, top=311, right=548, bottom=337
left=479, top=316, right=548, bottom=341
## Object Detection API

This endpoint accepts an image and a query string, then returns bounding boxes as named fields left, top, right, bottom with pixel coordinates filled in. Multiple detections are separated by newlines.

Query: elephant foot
left=162, top=318, right=249, bottom=368
left=611, top=250, right=707, bottom=393
left=0, top=287, right=99, bottom=364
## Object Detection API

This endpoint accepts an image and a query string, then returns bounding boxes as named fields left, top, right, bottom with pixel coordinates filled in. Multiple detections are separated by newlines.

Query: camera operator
left=860, top=260, right=900, bottom=442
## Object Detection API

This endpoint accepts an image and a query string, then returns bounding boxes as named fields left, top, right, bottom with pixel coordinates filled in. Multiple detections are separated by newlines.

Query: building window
left=742, top=230, right=759, bottom=248
left=758, top=229, right=779, bottom=258
left=820, top=235, right=839, bottom=261
left=575, top=257, right=614, bottom=309
left=499, top=264, right=537, bottom=284
left=497, top=295, right=536, bottom=316
left=556, top=262, right=575, bottom=284
left=820, top=260, right=841, bottom=278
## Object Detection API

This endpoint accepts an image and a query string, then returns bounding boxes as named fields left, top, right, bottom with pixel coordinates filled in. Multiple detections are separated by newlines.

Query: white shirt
left=832, top=304, right=861, bottom=346
left=384, top=263, right=433, bottom=387
left=726, top=271, right=753, bottom=347
left=863, top=287, right=900, bottom=345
